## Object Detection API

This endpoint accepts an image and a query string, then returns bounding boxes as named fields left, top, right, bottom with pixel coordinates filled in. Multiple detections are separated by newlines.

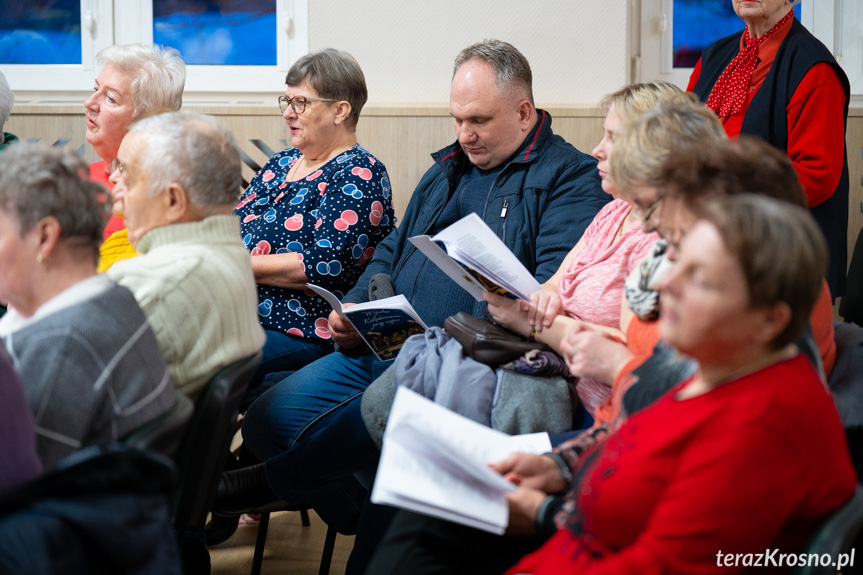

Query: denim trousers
left=242, top=350, right=392, bottom=534
left=257, top=396, right=378, bottom=497
left=247, top=327, right=334, bottom=392
left=243, top=349, right=392, bottom=458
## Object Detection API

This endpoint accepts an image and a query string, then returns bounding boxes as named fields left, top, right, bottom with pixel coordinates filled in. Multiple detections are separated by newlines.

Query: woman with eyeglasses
left=483, top=82, right=684, bottom=415
left=233, top=48, right=395, bottom=391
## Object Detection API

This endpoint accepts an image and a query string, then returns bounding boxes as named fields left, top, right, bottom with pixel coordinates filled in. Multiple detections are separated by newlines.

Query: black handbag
left=444, top=312, right=548, bottom=367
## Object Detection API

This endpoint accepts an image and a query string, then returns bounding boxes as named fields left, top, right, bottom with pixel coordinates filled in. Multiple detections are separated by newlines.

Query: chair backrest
left=839, top=226, right=863, bottom=325
left=122, top=392, right=194, bottom=462
left=792, top=485, right=863, bottom=575
left=171, top=351, right=262, bottom=533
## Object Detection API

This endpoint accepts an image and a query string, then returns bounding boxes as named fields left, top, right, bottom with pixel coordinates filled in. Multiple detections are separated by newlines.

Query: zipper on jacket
left=500, top=196, right=509, bottom=238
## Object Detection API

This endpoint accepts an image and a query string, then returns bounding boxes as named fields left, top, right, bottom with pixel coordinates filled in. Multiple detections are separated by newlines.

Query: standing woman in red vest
left=688, top=0, right=850, bottom=299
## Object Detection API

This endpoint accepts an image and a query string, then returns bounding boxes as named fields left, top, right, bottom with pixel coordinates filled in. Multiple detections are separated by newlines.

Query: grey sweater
left=3, top=283, right=176, bottom=469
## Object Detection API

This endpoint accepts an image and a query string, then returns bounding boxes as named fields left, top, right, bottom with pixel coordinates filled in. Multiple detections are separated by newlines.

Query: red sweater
left=508, top=355, right=856, bottom=575
left=88, top=160, right=125, bottom=241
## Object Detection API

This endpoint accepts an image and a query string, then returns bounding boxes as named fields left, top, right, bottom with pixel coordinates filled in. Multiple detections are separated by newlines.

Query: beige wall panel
left=5, top=109, right=94, bottom=162
left=9, top=105, right=861, bottom=270
left=543, top=113, right=605, bottom=156
left=355, top=115, right=453, bottom=218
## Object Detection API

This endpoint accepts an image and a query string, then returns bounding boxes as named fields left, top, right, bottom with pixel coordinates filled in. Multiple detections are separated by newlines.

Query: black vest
left=693, top=18, right=851, bottom=298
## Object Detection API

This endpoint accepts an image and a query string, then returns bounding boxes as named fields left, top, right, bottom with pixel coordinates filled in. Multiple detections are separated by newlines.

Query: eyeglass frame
left=110, top=158, right=125, bottom=175
left=633, top=197, right=663, bottom=234
left=639, top=197, right=662, bottom=225
left=278, top=95, right=338, bottom=114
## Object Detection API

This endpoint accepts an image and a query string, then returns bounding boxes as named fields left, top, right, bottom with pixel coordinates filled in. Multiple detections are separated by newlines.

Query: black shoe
left=205, top=514, right=240, bottom=547
left=212, top=463, right=286, bottom=516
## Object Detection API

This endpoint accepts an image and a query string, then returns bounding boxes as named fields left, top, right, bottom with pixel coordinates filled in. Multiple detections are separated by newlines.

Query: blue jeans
left=248, top=327, right=333, bottom=391
left=243, top=351, right=391, bottom=535
left=259, top=397, right=379, bottom=496
left=258, top=396, right=381, bottom=535
left=243, top=350, right=392, bottom=458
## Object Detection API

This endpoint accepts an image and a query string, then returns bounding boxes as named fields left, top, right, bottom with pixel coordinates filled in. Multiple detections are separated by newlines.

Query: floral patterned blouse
left=235, top=144, right=395, bottom=340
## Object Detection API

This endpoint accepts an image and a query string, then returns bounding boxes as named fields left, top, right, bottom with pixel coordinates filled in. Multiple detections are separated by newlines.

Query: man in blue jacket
left=243, top=37, right=606, bottom=455
left=229, top=39, right=609, bottom=549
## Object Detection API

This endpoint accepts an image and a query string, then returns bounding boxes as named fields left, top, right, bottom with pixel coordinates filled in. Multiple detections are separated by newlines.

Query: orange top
left=812, top=280, right=837, bottom=378
left=592, top=318, right=660, bottom=426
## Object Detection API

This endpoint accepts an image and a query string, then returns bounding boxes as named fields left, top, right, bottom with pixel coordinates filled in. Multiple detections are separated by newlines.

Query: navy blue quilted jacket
left=344, top=109, right=610, bottom=325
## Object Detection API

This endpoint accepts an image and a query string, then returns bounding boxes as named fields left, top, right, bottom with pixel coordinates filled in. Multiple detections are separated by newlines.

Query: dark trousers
left=262, top=396, right=380, bottom=535
left=365, top=509, right=547, bottom=575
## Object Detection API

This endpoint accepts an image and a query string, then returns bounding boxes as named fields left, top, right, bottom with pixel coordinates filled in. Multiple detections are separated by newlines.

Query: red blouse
left=88, top=159, right=125, bottom=241
left=508, top=355, right=856, bottom=575
left=688, top=29, right=846, bottom=209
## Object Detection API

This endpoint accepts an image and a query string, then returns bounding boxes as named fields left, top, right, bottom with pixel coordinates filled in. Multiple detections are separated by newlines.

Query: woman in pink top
left=485, top=82, right=675, bottom=412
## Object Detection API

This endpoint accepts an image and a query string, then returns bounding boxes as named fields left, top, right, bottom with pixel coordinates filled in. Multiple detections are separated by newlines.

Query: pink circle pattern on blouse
left=235, top=144, right=395, bottom=340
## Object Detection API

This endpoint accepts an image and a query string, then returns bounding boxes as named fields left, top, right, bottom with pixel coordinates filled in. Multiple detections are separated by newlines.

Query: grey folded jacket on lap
left=361, top=327, right=576, bottom=447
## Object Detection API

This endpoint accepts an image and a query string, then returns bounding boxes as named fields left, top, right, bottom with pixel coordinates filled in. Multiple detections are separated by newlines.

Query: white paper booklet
left=371, top=387, right=552, bottom=534
left=306, top=284, right=428, bottom=361
left=408, top=212, right=542, bottom=302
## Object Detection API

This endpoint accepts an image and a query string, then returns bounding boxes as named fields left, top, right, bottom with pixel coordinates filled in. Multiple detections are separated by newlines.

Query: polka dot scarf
left=706, top=8, right=795, bottom=118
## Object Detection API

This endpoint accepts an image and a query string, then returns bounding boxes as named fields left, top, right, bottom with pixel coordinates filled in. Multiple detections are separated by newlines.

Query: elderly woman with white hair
left=0, top=142, right=176, bottom=470
left=0, top=70, right=16, bottom=153
left=84, top=43, right=185, bottom=271
left=0, top=70, right=14, bottom=319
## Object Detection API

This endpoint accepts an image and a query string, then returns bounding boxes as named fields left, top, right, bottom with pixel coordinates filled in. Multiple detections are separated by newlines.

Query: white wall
left=308, top=0, right=630, bottom=105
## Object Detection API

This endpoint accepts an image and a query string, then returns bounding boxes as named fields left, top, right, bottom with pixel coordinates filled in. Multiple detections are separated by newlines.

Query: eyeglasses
left=639, top=198, right=663, bottom=231
left=278, top=95, right=337, bottom=114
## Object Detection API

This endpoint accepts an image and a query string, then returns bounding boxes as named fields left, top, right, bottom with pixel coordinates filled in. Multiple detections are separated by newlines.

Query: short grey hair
left=453, top=39, right=534, bottom=105
left=0, top=71, right=13, bottom=144
left=127, top=111, right=242, bottom=215
left=96, top=44, right=186, bottom=118
left=0, top=142, right=108, bottom=263
left=285, top=48, right=368, bottom=129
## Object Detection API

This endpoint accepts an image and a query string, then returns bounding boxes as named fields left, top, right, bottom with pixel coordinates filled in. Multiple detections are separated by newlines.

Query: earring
left=37, top=253, right=43, bottom=264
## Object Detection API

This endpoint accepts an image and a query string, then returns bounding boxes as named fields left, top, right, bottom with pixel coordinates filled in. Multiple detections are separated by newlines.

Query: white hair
left=96, top=44, right=185, bottom=117
left=128, top=112, right=243, bottom=215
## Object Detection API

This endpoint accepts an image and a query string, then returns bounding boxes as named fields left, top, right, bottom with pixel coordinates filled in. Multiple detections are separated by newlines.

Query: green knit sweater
left=107, top=215, right=265, bottom=399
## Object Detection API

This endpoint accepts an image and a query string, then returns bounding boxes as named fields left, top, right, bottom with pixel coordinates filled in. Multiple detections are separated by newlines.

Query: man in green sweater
left=106, top=111, right=265, bottom=400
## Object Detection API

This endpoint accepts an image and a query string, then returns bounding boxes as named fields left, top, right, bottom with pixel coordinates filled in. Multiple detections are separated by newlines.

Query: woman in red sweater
left=84, top=43, right=185, bottom=270
left=501, top=195, right=856, bottom=574
left=687, top=0, right=849, bottom=298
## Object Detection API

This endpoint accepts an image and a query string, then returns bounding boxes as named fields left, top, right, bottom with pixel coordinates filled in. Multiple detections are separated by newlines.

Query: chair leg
left=300, top=508, right=311, bottom=526
left=250, top=512, right=270, bottom=575
left=318, top=525, right=337, bottom=575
